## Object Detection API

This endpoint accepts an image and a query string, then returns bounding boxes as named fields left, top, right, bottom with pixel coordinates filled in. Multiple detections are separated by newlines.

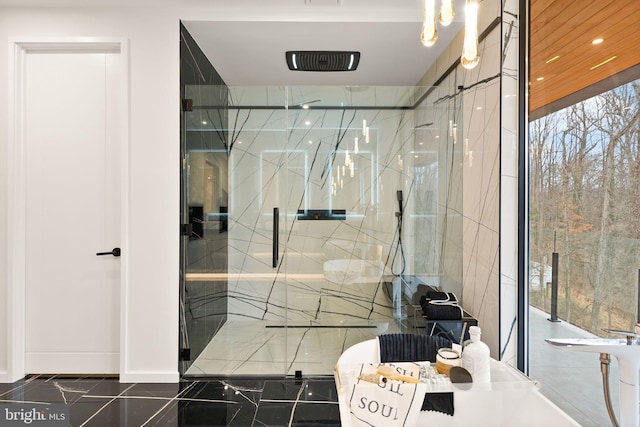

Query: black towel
left=421, top=301, right=463, bottom=320
left=420, top=291, right=457, bottom=304
left=420, top=292, right=463, bottom=320
left=421, top=392, right=455, bottom=416
left=378, top=333, right=452, bottom=363
left=378, top=334, right=455, bottom=417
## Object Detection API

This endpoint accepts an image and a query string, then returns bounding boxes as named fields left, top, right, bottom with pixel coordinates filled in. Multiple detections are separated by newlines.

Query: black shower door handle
left=272, top=207, right=279, bottom=268
left=96, top=247, right=121, bottom=257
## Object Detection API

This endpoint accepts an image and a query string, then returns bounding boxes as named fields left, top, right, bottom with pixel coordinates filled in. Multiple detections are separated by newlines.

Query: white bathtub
left=335, top=339, right=580, bottom=427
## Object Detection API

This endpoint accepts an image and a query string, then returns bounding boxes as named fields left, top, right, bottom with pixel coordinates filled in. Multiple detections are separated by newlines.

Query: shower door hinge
left=182, top=98, right=193, bottom=112
left=181, top=223, right=193, bottom=236
left=179, top=348, right=191, bottom=361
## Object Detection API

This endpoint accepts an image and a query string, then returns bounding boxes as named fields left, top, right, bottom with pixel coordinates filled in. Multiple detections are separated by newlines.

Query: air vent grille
left=286, top=51, right=360, bottom=72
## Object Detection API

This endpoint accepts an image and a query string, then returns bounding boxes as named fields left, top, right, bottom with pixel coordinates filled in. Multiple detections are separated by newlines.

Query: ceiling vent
left=286, top=51, right=360, bottom=72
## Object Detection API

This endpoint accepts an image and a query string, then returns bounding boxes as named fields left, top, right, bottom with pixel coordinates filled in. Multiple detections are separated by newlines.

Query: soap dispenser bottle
left=462, top=326, right=491, bottom=384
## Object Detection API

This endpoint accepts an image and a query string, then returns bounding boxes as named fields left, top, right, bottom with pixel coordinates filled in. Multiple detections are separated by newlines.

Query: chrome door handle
left=96, top=247, right=121, bottom=257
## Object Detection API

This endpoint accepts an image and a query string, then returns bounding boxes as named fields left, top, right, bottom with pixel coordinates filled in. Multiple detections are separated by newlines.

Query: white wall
left=0, top=6, right=180, bottom=382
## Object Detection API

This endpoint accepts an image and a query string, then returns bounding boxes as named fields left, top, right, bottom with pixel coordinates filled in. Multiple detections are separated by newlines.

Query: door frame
left=5, top=38, right=130, bottom=382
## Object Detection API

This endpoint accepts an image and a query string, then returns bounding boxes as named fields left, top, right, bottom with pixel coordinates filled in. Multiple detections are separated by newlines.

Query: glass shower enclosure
left=179, top=85, right=463, bottom=377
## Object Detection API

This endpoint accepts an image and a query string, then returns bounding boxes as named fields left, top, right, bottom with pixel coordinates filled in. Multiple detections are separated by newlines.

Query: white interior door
left=24, top=49, right=121, bottom=374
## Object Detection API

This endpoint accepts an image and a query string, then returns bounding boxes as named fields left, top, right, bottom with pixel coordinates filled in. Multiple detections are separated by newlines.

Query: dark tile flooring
left=0, top=376, right=341, bottom=426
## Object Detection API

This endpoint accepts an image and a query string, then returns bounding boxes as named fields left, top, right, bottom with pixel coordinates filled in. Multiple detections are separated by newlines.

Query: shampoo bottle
left=461, top=326, right=490, bottom=384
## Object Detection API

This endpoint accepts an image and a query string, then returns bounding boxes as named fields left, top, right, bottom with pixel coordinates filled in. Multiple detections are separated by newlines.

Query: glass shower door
left=280, top=87, right=431, bottom=375
left=182, top=87, right=292, bottom=376
left=181, top=85, right=463, bottom=377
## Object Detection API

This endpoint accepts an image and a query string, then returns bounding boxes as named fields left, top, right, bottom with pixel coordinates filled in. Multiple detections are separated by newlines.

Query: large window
left=528, top=79, right=640, bottom=426
left=530, top=81, right=640, bottom=333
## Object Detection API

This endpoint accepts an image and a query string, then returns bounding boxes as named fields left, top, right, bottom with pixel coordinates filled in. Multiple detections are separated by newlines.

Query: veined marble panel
left=500, top=0, right=522, bottom=364
left=226, top=107, right=419, bottom=323
left=460, top=27, right=502, bottom=358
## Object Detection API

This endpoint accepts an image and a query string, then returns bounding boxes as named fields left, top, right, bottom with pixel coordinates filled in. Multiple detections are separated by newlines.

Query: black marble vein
left=0, top=376, right=340, bottom=427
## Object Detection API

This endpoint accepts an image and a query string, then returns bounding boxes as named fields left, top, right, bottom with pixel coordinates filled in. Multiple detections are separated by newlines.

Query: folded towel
left=350, top=362, right=430, bottom=427
left=420, top=291, right=457, bottom=304
left=420, top=292, right=463, bottom=320
left=421, top=301, right=463, bottom=320
left=421, top=392, right=455, bottom=416
left=378, top=334, right=452, bottom=364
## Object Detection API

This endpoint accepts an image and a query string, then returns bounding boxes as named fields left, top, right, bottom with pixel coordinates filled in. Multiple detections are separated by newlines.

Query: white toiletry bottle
left=461, top=326, right=491, bottom=384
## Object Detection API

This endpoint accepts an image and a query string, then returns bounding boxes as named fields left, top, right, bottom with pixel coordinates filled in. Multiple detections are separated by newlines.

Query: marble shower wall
left=416, top=0, right=520, bottom=363
left=460, top=27, right=502, bottom=360
left=223, top=87, right=462, bottom=324
left=226, top=106, right=407, bottom=323
left=412, top=92, right=464, bottom=298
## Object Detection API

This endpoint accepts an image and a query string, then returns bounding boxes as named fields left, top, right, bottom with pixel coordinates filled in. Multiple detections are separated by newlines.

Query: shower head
left=286, top=51, right=360, bottom=72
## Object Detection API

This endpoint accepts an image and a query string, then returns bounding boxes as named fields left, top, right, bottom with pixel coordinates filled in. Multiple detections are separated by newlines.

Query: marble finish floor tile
left=0, top=376, right=341, bottom=427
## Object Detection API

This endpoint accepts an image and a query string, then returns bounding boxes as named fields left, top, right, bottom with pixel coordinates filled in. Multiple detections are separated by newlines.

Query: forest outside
left=529, top=79, right=640, bottom=335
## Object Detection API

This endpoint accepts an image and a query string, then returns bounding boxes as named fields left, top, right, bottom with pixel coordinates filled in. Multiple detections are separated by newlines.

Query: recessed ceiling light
left=202, top=120, right=207, bottom=125
left=305, top=120, right=311, bottom=126
left=592, top=38, right=604, bottom=45
left=476, top=106, right=482, bottom=110
left=308, top=140, right=313, bottom=144
left=536, top=77, right=544, bottom=81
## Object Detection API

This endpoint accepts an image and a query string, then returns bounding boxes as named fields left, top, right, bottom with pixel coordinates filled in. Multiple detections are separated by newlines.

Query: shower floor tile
left=185, top=320, right=404, bottom=376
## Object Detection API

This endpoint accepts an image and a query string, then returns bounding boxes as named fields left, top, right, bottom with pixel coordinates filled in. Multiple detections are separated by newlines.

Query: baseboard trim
left=0, top=370, right=21, bottom=384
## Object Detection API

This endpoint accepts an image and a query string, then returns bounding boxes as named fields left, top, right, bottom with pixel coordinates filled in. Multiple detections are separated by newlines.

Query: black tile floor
left=0, top=376, right=341, bottom=426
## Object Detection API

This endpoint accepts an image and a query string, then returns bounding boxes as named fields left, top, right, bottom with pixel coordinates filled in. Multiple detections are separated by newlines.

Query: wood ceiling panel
left=530, top=0, right=640, bottom=114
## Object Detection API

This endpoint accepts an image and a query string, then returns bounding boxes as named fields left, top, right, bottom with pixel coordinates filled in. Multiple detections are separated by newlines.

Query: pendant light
left=461, top=0, right=480, bottom=69
left=421, top=0, right=438, bottom=47
left=419, top=0, right=480, bottom=70
left=438, top=0, right=454, bottom=26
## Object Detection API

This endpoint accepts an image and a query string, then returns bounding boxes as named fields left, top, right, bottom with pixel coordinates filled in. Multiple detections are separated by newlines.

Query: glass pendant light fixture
left=438, top=0, right=454, bottom=26
left=421, top=0, right=438, bottom=47
left=461, top=0, right=480, bottom=69
left=421, top=0, right=480, bottom=69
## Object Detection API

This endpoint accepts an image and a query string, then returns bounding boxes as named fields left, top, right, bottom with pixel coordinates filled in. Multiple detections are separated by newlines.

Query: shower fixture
left=286, top=51, right=360, bottom=72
